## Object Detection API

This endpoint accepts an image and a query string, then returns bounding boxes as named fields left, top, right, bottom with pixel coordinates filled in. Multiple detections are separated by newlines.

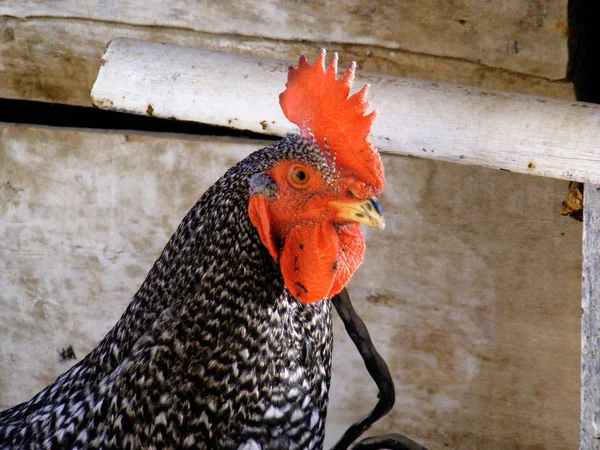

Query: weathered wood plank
left=0, top=0, right=568, bottom=79
left=581, top=184, right=600, bottom=449
left=0, top=11, right=574, bottom=108
left=91, top=39, right=598, bottom=185
left=0, top=122, right=582, bottom=449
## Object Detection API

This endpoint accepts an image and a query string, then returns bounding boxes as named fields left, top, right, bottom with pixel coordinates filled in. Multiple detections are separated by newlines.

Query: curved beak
left=329, top=197, right=385, bottom=230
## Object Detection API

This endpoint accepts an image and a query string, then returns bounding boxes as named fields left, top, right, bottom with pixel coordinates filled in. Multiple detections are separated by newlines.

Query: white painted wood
left=581, top=184, right=600, bottom=450
left=92, top=39, right=293, bottom=137
left=92, top=39, right=600, bottom=184
left=0, top=0, right=568, bottom=79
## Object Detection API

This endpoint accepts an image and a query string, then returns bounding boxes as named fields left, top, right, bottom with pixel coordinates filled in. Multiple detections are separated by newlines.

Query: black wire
left=330, top=289, right=428, bottom=450
left=351, top=433, right=428, bottom=450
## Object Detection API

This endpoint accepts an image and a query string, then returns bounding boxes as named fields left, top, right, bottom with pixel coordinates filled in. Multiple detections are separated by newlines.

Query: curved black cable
left=351, top=433, right=428, bottom=450
left=330, top=289, right=428, bottom=450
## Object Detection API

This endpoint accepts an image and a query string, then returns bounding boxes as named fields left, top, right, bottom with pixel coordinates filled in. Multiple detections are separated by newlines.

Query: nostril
left=349, top=187, right=362, bottom=199
left=369, top=197, right=384, bottom=216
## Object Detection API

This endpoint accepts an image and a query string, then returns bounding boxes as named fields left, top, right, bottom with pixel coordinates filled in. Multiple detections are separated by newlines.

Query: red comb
left=279, top=50, right=384, bottom=194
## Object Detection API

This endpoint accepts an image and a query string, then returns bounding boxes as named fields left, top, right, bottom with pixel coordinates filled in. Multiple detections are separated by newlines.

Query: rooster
left=0, top=51, right=390, bottom=449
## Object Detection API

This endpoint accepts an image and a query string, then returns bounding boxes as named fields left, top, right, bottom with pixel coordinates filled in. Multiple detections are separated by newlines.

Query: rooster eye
left=288, top=165, right=311, bottom=187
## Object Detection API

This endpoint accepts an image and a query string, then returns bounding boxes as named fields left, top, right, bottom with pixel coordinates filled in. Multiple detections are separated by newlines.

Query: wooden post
left=582, top=184, right=600, bottom=449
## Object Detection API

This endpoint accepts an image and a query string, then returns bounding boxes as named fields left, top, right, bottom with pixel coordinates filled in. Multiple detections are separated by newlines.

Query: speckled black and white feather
left=0, top=134, right=336, bottom=450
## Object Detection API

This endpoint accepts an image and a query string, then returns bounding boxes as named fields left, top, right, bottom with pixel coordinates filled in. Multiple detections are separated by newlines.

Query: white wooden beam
left=92, top=38, right=600, bottom=185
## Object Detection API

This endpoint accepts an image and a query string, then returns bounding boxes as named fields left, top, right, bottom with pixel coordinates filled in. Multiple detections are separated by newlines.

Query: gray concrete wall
left=0, top=124, right=582, bottom=449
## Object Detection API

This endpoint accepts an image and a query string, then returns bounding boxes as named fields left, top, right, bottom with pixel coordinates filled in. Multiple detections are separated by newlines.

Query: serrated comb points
left=279, top=51, right=384, bottom=193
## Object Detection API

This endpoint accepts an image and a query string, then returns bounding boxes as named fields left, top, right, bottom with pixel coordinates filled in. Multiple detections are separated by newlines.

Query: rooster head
left=248, top=50, right=385, bottom=304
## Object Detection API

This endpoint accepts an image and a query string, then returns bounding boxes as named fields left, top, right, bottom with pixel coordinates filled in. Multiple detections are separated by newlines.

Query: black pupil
left=296, top=170, right=306, bottom=181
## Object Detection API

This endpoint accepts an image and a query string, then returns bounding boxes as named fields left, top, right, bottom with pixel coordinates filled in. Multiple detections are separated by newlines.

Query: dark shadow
left=0, top=98, right=278, bottom=140
left=568, top=0, right=600, bottom=102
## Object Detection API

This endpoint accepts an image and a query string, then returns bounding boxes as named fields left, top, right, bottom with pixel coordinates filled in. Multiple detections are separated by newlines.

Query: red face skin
left=255, top=51, right=385, bottom=303
left=249, top=160, right=375, bottom=304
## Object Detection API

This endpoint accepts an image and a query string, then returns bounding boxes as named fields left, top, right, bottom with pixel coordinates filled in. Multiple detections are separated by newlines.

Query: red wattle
left=280, top=221, right=339, bottom=304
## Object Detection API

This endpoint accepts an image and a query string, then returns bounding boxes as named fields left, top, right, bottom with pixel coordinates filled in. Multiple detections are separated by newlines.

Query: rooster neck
left=0, top=138, right=335, bottom=450
left=83, top=136, right=334, bottom=383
